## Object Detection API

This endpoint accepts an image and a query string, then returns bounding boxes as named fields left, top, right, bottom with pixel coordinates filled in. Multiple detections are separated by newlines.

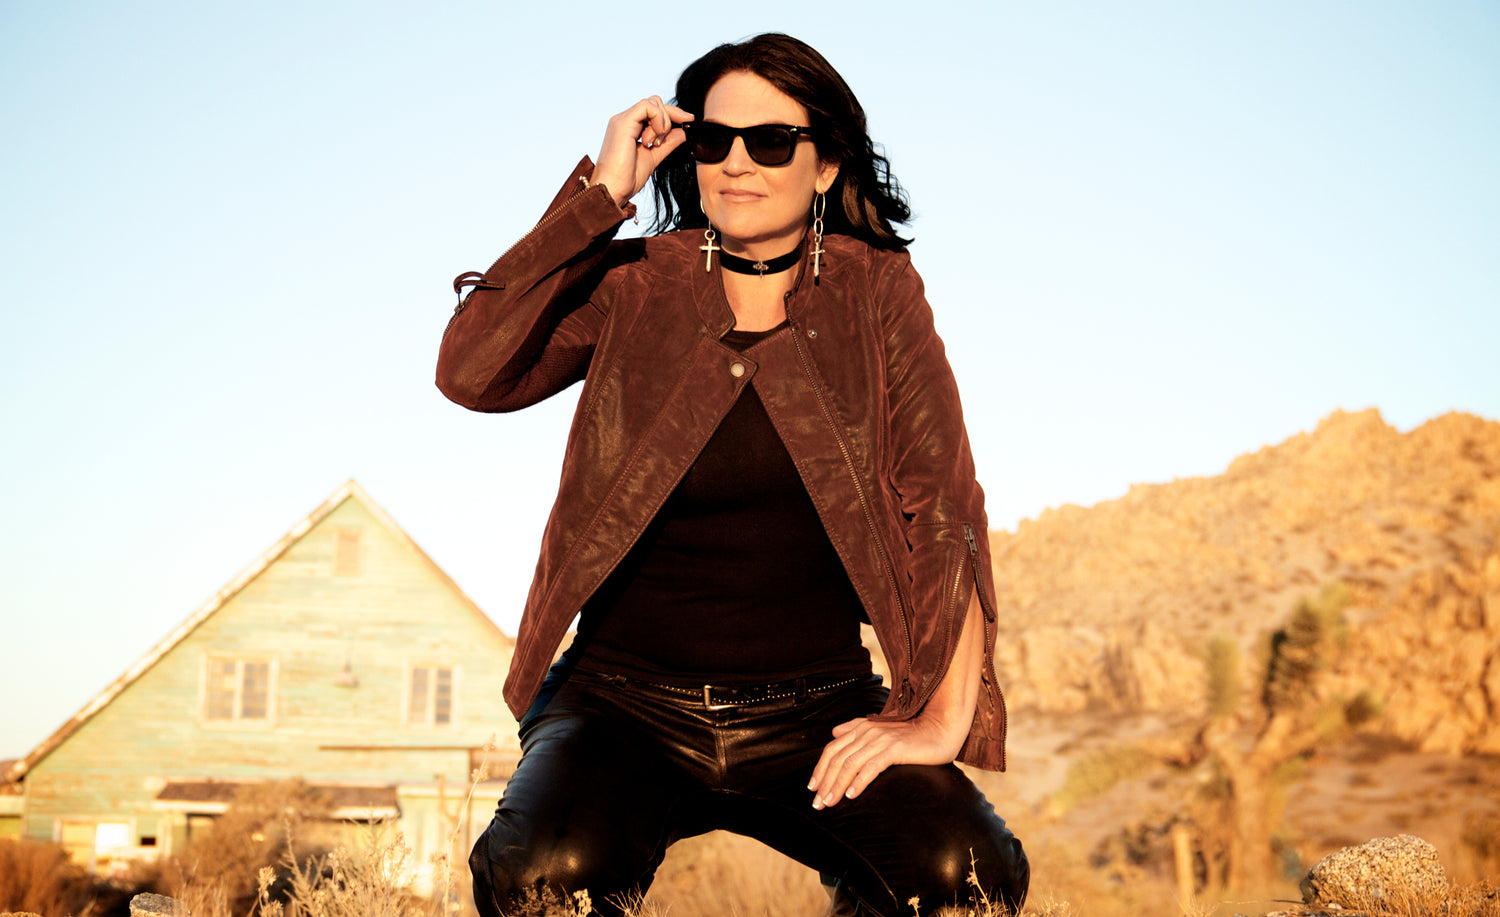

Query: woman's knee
left=469, top=814, right=645, bottom=917
left=910, top=824, right=1029, bottom=913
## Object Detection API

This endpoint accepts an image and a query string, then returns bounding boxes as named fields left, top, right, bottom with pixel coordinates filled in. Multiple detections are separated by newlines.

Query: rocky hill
left=988, top=408, right=1500, bottom=755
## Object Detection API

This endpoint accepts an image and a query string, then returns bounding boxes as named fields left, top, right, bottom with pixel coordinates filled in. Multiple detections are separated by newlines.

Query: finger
left=642, top=95, right=670, bottom=148
left=636, top=100, right=692, bottom=155
left=809, top=730, right=854, bottom=794
left=642, top=128, right=688, bottom=169
left=815, top=719, right=869, bottom=771
left=831, top=718, right=864, bottom=738
left=829, top=731, right=892, bottom=796
left=813, top=725, right=887, bottom=807
left=630, top=99, right=655, bottom=147
left=843, top=753, right=894, bottom=801
left=821, top=736, right=895, bottom=809
left=809, top=723, right=869, bottom=803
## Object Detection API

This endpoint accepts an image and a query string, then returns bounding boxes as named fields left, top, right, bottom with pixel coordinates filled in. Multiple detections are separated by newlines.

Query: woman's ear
left=815, top=160, right=840, bottom=195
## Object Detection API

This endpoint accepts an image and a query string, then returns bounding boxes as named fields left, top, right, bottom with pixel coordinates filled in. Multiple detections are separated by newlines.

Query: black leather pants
left=470, top=664, right=1028, bottom=916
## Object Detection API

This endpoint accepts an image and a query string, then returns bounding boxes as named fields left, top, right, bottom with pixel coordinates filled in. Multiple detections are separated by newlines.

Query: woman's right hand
left=590, top=96, right=694, bottom=210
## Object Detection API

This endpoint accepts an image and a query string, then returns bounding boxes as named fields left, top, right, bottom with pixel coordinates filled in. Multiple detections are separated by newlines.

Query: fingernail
left=811, top=797, right=824, bottom=810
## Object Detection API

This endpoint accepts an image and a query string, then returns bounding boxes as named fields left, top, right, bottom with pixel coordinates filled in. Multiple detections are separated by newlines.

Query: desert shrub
left=168, top=779, right=336, bottom=916
left=1047, top=744, right=1150, bottom=816
left=0, top=836, right=96, bottom=915
left=257, top=824, right=440, bottom=917
left=1088, top=819, right=1177, bottom=878
left=1461, top=811, right=1500, bottom=880
left=1442, top=879, right=1500, bottom=917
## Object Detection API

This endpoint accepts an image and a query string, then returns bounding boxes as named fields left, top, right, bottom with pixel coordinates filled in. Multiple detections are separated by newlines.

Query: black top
left=566, top=323, right=871, bottom=685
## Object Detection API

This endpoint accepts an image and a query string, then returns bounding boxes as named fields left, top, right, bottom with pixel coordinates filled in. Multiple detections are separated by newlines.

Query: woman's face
left=697, top=70, right=840, bottom=258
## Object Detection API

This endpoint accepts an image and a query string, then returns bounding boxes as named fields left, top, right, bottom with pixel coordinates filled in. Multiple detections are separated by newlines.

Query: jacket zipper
left=964, top=521, right=1006, bottom=769
left=443, top=176, right=596, bottom=340
left=788, top=324, right=916, bottom=709
left=963, top=523, right=992, bottom=615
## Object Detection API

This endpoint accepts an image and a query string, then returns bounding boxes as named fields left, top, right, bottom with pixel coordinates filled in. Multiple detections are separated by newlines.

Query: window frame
left=199, top=654, right=278, bottom=728
left=404, top=662, right=459, bottom=727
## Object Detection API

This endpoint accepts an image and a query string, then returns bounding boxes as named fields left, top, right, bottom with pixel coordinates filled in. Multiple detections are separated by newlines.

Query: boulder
left=130, top=893, right=186, bottom=917
left=1299, top=834, right=1447, bottom=910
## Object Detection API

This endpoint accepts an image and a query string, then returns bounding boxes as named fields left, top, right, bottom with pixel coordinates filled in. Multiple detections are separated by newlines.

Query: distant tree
left=1204, top=634, right=1241, bottom=720
left=1192, top=583, right=1379, bottom=892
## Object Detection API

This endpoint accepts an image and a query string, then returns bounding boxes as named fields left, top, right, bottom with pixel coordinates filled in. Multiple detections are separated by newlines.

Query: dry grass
left=1019, top=834, right=1202, bottom=917
left=166, top=779, right=337, bottom=917
left=631, top=832, right=827, bottom=916
left=633, top=832, right=1070, bottom=917
left=0, top=836, right=98, bottom=916
left=170, top=825, right=1068, bottom=917
left=92, top=820, right=1500, bottom=917
left=1306, top=873, right=1500, bottom=917
left=253, top=825, right=441, bottom=917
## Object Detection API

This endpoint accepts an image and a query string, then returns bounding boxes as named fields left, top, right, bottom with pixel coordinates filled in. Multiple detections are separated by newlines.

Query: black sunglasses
left=682, top=122, right=815, bottom=167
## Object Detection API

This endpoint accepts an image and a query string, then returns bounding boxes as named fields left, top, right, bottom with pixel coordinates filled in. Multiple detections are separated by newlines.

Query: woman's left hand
left=807, top=710, right=969, bottom=810
left=807, top=592, right=986, bottom=810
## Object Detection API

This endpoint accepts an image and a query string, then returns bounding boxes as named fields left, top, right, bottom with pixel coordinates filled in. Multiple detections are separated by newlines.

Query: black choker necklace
left=718, top=247, right=801, bottom=277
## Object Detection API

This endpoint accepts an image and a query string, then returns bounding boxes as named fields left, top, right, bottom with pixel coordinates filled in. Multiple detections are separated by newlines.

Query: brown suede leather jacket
left=437, top=159, right=1006, bottom=770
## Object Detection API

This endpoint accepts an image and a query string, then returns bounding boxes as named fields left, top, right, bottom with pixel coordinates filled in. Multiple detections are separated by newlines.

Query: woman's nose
left=721, top=136, right=755, bottom=173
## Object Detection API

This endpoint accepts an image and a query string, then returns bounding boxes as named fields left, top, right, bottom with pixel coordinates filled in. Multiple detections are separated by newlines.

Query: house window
left=59, top=820, right=131, bottom=870
left=204, top=657, right=274, bottom=723
left=408, top=665, right=455, bottom=726
left=335, top=528, right=361, bottom=576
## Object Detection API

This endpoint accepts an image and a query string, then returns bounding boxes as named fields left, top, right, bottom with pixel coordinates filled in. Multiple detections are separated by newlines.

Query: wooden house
left=2, top=481, right=519, bottom=880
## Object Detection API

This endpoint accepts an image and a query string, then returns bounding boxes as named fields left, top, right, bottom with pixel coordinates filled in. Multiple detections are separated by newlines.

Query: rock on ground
left=130, top=892, right=185, bottom=916
left=1299, top=834, right=1448, bottom=909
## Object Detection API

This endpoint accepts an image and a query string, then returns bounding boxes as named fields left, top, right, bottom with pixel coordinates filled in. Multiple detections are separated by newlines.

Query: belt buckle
left=701, top=684, right=735, bottom=710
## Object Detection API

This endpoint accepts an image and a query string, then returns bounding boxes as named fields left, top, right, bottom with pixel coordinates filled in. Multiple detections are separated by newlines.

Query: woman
left=438, top=33, right=1028, bottom=917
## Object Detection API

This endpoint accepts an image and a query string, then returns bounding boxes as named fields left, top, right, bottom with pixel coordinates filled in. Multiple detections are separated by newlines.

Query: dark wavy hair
left=648, top=33, right=912, bottom=250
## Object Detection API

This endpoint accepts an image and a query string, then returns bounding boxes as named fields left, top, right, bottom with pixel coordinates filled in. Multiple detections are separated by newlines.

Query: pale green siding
left=21, top=493, right=517, bottom=866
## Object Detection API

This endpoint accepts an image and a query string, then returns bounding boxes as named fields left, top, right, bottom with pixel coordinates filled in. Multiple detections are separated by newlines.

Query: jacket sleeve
left=436, top=157, right=634, bottom=412
left=874, top=252, right=1007, bottom=771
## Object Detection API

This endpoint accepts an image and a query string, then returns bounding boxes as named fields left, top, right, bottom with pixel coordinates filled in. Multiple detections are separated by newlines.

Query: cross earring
left=811, top=193, right=827, bottom=279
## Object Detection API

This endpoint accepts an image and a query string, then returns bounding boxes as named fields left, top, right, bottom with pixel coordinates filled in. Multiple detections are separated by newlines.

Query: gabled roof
left=6, top=480, right=508, bottom=784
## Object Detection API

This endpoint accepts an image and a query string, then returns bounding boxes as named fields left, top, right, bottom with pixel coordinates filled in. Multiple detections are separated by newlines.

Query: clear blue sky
left=3, top=1, right=1496, bottom=759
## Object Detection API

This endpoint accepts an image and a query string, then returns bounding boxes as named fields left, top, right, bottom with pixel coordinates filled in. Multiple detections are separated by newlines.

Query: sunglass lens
left=689, top=124, right=733, bottom=163
left=746, top=126, right=795, bottom=165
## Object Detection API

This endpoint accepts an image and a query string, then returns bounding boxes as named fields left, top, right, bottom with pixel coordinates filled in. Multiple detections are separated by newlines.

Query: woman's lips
left=718, top=190, right=764, bottom=203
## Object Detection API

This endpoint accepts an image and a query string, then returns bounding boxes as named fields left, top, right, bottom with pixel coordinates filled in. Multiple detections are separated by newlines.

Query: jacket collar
left=690, top=230, right=818, bottom=337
